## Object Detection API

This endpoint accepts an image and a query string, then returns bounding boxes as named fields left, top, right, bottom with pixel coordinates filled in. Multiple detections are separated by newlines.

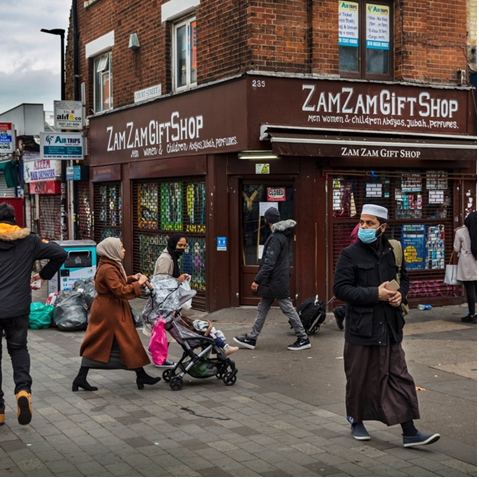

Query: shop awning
left=261, top=130, right=477, bottom=162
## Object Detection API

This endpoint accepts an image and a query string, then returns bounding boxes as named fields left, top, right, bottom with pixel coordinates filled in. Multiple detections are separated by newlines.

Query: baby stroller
left=142, top=274, right=238, bottom=391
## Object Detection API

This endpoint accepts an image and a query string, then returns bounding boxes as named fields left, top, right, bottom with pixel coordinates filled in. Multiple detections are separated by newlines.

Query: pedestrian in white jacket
left=454, top=211, right=477, bottom=323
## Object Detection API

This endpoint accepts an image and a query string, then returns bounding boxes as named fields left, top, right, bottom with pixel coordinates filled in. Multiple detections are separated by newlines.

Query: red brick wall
left=71, top=0, right=470, bottom=112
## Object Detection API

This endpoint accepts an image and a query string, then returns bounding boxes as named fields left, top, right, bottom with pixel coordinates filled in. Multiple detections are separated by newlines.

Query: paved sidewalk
left=0, top=290, right=475, bottom=477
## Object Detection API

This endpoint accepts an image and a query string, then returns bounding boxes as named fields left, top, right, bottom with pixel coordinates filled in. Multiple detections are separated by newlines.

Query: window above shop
left=173, top=16, right=197, bottom=92
left=93, top=52, right=113, bottom=113
left=338, top=0, right=393, bottom=80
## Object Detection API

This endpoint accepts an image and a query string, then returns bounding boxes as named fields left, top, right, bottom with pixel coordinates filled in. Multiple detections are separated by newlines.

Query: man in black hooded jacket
left=234, top=207, right=310, bottom=351
left=0, top=203, right=67, bottom=426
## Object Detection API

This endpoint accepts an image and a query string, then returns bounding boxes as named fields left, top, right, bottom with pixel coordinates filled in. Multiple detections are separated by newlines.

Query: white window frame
left=93, top=52, right=113, bottom=113
left=172, top=16, right=197, bottom=92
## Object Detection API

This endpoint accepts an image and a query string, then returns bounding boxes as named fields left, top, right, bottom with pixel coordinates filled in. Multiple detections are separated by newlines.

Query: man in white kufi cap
left=332, top=203, right=440, bottom=448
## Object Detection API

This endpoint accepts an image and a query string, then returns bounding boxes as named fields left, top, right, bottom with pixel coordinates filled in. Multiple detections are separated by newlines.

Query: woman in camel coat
left=72, top=237, right=161, bottom=391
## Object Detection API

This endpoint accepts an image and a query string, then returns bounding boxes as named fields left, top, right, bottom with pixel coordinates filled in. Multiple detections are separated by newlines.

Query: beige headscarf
left=96, top=237, right=127, bottom=280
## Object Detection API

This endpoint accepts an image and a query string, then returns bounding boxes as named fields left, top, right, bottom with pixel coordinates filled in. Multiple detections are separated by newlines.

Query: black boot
left=135, top=367, right=161, bottom=390
left=72, top=366, right=98, bottom=392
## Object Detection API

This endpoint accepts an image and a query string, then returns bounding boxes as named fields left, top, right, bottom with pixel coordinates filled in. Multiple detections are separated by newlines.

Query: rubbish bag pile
left=29, top=277, right=143, bottom=331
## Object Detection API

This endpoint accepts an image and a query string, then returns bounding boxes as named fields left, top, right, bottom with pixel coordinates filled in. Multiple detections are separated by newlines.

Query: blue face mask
left=358, top=226, right=381, bottom=244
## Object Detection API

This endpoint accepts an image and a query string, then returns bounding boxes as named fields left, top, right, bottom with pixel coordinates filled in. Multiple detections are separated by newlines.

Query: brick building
left=69, top=0, right=476, bottom=311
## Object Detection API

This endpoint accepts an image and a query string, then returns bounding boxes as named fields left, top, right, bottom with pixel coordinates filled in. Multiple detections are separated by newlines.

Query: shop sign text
left=341, top=147, right=421, bottom=159
left=106, top=110, right=238, bottom=159
left=302, top=85, right=460, bottom=131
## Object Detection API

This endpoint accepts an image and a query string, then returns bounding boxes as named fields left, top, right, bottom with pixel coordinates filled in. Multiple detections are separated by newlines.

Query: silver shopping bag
left=444, top=264, right=462, bottom=285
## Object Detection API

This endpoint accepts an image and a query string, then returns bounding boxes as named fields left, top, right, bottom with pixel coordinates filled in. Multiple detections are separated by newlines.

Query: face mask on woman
left=358, top=226, right=382, bottom=244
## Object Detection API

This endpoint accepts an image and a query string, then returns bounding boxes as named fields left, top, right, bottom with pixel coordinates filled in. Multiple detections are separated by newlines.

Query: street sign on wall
left=40, top=132, right=84, bottom=160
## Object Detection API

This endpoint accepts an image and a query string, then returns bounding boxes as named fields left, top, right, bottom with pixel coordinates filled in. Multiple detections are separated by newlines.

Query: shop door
left=240, top=181, right=295, bottom=305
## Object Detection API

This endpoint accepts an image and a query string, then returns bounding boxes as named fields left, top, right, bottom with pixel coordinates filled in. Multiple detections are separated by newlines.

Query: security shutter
left=0, top=174, right=15, bottom=196
left=38, top=195, right=62, bottom=240
left=93, top=182, right=122, bottom=243
left=77, top=181, right=93, bottom=240
left=329, top=169, right=458, bottom=301
left=132, top=177, right=206, bottom=310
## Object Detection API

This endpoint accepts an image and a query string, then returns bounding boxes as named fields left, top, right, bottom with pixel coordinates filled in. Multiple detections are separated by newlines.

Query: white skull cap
left=361, top=204, right=388, bottom=220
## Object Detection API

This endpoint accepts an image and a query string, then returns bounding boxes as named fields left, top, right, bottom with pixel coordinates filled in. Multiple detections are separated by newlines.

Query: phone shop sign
left=40, top=133, right=84, bottom=160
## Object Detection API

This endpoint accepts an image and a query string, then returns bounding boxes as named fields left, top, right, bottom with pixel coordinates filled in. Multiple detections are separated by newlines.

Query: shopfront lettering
left=302, top=85, right=459, bottom=119
left=106, top=111, right=204, bottom=152
left=341, top=147, right=422, bottom=159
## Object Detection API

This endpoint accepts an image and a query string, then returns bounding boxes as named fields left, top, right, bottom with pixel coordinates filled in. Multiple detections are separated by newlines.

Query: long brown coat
left=80, top=258, right=149, bottom=369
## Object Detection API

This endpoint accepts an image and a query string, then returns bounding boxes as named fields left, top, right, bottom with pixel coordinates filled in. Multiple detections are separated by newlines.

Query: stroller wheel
left=223, top=372, right=237, bottom=386
left=162, top=369, right=173, bottom=382
left=170, top=377, right=183, bottom=391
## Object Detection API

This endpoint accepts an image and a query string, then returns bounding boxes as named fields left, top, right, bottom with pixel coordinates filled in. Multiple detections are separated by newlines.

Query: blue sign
left=66, top=166, right=81, bottom=181
left=217, top=236, right=227, bottom=251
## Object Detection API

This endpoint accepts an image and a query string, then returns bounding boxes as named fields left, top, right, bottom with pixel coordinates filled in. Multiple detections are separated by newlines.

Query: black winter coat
left=333, top=234, right=409, bottom=346
left=0, top=226, right=67, bottom=318
left=254, top=219, right=296, bottom=299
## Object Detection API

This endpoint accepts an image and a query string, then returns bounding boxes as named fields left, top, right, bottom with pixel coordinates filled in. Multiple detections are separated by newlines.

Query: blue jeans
left=0, top=314, right=32, bottom=406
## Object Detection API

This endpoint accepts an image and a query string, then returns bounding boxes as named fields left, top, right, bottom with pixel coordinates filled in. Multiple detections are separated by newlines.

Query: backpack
left=292, top=295, right=326, bottom=335
left=389, top=239, right=409, bottom=317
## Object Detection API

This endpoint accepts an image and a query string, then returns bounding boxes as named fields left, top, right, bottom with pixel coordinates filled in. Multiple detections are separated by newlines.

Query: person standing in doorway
left=454, top=211, right=477, bottom=324
left=72, top=238, right=161, bottom=391
left=333, top=204, right=440, bottom=447
left=0, top=203, right=67, bottom=426
left=234, top=207, right=311, bottom=351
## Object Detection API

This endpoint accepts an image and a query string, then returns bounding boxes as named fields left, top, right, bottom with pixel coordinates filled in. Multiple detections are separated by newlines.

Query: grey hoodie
left=0, top=226, right=67, bottom=318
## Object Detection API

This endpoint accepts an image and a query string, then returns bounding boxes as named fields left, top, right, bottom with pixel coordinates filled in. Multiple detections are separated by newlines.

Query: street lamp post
left=41, top=28, right=67, bottom=240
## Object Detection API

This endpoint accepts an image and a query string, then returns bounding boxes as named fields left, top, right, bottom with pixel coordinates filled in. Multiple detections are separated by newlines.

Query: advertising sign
left=40, top=132, right=84, bottom=160
left=54, top=101, right=83, bottom=130
left=366, top=4, right=390, bottom=50
left=0, top=122, right=14, bottom=153
left=66, top=165, right=82, bottom=181
left=24, top=159, right=62, bottom=183
left=338, top=1, right=359, bottom=47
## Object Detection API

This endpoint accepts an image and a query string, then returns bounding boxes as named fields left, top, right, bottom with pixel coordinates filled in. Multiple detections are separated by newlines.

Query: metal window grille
left=329, top=170, right=460, bottom=300
left=77, top=181, right=92, bottom=240
left=38, top=195, right=62, bottom=240
left=93, top=182, right=122, bottom=243
left=132, top=178, right=206, bottom=309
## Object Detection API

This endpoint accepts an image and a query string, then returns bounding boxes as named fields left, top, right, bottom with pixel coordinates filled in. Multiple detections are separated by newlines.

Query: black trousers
left=463, top=280, right=477, bottom=316
left=0, top=314, right=32, bottom=406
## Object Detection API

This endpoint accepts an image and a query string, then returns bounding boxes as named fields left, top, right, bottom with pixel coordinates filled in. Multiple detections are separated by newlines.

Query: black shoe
left=333, top=308, right=345, bottom=330
left=72, top=379, right=98, bottom=392
left=287, top=338, right=311, bottom=351
left=136, top=368, right=161, bottom=390
left=233, top=334, right=256, bottom=350
left=461, top=315, right=477, bottom=324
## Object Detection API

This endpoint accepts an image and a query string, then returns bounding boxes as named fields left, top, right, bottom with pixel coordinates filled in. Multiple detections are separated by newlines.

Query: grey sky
left=0, top=1, right=71, bottom=114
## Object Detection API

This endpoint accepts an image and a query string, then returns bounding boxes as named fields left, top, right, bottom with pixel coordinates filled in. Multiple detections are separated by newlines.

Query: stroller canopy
left=142, top=274, right=197, bottom=328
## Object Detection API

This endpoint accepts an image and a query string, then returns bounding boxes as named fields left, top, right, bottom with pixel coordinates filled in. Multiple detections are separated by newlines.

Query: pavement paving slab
left=0, top=288, right=475, bottom=476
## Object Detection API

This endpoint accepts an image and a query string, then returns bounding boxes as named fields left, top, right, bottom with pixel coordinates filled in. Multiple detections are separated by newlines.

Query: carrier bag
left=292, top=295, right=326, bottom=335
left=149, top=318, right=168, bottom=365
left=52, top=290, right=89, bottom=331
left=29, top=302, right=54, bottom=329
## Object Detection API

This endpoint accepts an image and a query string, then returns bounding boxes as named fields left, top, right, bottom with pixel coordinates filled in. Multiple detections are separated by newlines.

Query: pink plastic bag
left=148, top=318, right=168, bottom=365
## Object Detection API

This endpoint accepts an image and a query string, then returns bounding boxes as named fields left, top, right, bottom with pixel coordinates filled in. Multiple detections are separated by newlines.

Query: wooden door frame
left=229, top=175, right=298, bottom=306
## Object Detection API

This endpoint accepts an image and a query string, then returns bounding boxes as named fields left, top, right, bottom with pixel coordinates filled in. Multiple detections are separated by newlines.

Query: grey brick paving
left=0, top=308, right=476, bottom=477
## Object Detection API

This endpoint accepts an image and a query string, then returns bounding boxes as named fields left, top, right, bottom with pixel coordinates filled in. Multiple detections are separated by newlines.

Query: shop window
left=132, top=178, right=206, bottom=307
left=338, top=1, right=393, bottom=79
left=77, top=181, right=92, bottom=240
left=93, top=52, right=113, bottom=112
left=173, top=17, right=197, bottom=91
left=330, top=171, right=457, bottom=298
left=93, top=182, right=122, bottom=242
